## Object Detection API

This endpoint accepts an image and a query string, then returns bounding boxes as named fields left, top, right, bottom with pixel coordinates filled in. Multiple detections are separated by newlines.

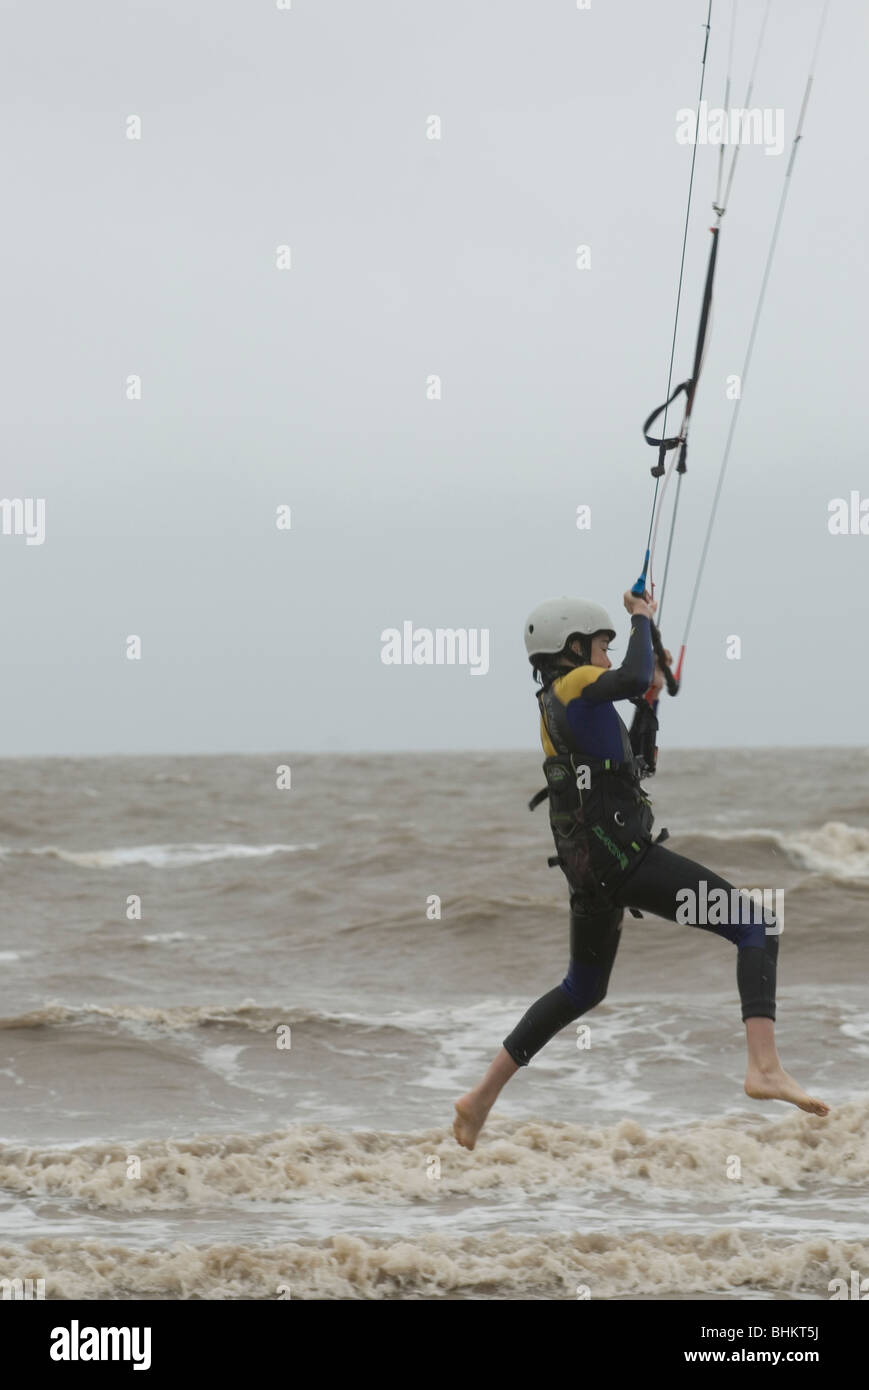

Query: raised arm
left=579, top=613, right=655, bottom=704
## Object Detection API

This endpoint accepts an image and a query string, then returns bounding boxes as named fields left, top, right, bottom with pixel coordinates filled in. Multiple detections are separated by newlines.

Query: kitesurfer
left=453, top=591, right=829, bottom=1151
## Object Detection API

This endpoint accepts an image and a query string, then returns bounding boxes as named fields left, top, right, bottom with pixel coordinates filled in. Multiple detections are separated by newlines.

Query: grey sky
left=3, top=0, right=866, bottom=755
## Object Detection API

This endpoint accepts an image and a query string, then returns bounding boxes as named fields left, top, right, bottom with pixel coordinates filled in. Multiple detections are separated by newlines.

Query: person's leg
left=501, top=900, right=624, bottom=1064
left=453, top=899, right=623, bottom=1149
left=452, top=1047, right=519, bottom=1150
left=612, top=844, right=829, bottom=1116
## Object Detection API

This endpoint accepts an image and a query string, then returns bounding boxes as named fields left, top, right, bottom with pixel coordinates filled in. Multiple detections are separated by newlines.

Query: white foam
left=785, top=822, right=869, bottom=881
left=2, top=1226, right=866, bottom=1299
left=684, top=821, right=869, bottom=882
left=140, top=933, right=207, bottom=945
left=29, top=842, right=319, bottom=869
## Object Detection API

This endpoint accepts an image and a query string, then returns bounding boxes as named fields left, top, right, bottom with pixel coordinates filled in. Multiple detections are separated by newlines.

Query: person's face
left=590, top=632, right=612, bottom=669
left=567, top=632, right=612, bottom=669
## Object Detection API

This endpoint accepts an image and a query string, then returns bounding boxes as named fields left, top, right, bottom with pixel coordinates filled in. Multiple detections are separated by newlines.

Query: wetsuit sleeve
left=575, top=615, right=655, bottom=704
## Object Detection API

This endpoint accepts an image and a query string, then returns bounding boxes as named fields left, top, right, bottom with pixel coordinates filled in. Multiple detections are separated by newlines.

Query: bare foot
left=453, top=1094, right=491, bottom=1150
left=745, top=1065, right=829, bottom=1116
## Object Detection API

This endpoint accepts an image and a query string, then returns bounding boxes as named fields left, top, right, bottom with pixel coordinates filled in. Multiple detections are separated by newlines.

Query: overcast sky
left=2, top=0, right=866, bottom=755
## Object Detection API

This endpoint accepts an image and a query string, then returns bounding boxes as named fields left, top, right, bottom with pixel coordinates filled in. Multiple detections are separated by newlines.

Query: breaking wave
left=0, top=1229, right=864, bottom=1300
left=1, top=1104, right=866, bottom=1213
left=12, top=843, right=319, bottom=869
left=675, top=821, right=869, bottom=883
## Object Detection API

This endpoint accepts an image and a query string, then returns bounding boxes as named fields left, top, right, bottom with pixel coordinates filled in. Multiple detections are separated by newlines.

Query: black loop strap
left=642, top=379, right=692, bottom=450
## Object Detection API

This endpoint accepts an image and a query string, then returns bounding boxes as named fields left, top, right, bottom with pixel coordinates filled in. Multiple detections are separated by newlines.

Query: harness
left=529, top=681, right=669, bottom=913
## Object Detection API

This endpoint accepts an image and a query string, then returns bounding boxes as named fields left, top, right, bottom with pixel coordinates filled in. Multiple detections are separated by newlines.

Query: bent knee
left=559, top=971, right=607, bottom=1015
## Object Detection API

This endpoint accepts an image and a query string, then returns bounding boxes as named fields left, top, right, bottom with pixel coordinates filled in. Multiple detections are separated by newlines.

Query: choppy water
left=1, top=750, right=868, bottom=1298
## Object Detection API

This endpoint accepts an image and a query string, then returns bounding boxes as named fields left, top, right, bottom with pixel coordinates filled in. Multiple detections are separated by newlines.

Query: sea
left=1, top=748, right=867, bottom=1300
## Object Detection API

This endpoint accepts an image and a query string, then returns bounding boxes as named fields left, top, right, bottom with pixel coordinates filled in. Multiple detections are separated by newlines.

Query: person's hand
left=623, top=588, right=657, bottom=621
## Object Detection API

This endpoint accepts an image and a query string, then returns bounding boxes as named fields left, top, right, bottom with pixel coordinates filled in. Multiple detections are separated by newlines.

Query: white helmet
left=523, top=597, right=616, bottom=660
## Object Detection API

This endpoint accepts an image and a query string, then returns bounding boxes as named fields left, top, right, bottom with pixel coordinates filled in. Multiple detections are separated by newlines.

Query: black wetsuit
left=502, top=616, right=779, bottom=1068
